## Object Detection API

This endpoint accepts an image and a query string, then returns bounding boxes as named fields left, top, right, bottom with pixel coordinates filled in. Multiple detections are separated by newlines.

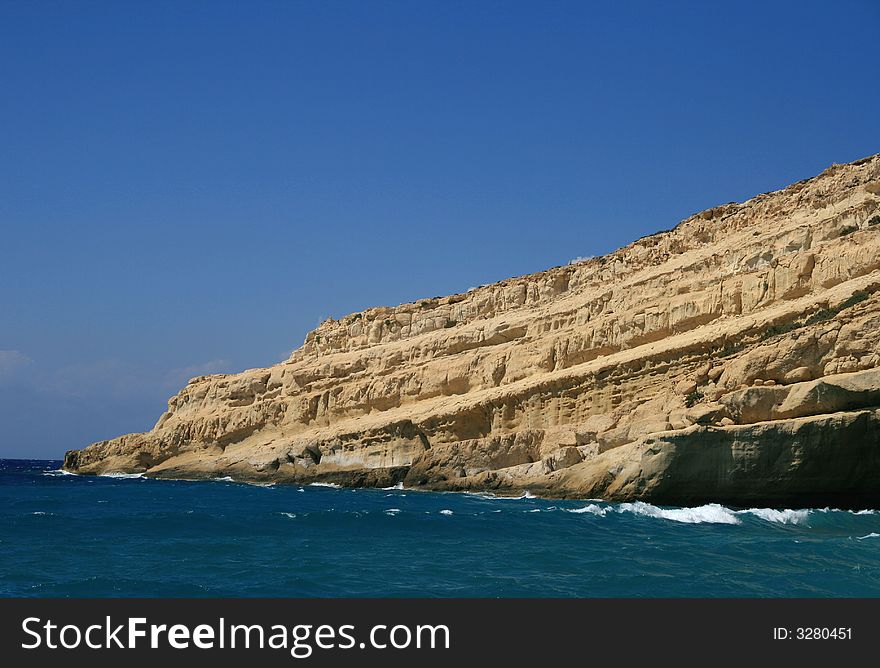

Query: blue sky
left=1, top=0, right=878, bottom=459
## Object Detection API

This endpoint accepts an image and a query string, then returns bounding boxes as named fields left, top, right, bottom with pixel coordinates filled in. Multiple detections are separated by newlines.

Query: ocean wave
left=42, top=469, right=77, bottom=477
left=309, top=482, right=341, bottom=489
left=439, top=509, right=453, bottom=515
left=31, top=511, right=52, bottom=516
left=857, top=532, right=880, bottom=540
left=463, top=491, right=498, bottom=499
left=813, top=507, right=877, bottom=515
left=566, top=504, right=610, bottom=516
left=565, top=501, right=824, bottom=524
left=99, top=472, right=145, bottom=479
left=739, top=508, right=810, bottom=525
left=464, top=490, right=539, bottom=500
left=562, top=501, right=880, bottom=526
left=279, top=512, right=297, bottom=519
left=381, top=482, right=404, bottom=490
left=566, top=502, right=740, bottom=524
left=211, top=476, right=235, bottom=482
left=620, top=502, right=741, bottom=524
left=384, top=508, right=401, bottom=516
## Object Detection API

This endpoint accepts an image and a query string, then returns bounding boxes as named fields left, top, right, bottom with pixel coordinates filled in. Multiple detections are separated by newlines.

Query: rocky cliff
left=64, top=154, right=880, bottom=507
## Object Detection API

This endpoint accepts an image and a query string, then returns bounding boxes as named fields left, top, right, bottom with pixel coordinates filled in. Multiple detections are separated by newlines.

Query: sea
left=2, top=459, right=879, bottom=597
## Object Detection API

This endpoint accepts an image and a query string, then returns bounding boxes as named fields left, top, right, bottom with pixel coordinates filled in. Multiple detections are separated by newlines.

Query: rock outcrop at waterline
left=64, top=154, right=880, bottom=506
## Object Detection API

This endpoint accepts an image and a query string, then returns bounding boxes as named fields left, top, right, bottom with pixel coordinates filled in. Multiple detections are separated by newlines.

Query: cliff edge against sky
left=65, top=154, right=880, bottom=507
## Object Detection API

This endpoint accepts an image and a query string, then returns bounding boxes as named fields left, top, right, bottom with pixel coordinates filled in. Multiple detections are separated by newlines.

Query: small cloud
left=569, top=255, right=594, bottom=265
left=164, top=359, right=230, bottom=388
left=0, top=350, right=33, bottom=380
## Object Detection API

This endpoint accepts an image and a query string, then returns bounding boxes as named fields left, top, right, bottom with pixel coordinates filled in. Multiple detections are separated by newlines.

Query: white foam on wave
left=561, top=501, right=880, bottom=526
left=212, top=476, right=235, bottom=482
left=309, top=482, right=341, bottom=489
left=439, top=509, right=453, bottom=516
left=813, top=507, right=877, bottom=515
left=739, top=508, right=810, bottom=525
left=381, top=482, right=404, bottom=490
left=619, top=502, right=741, bottom=524
left=467, top=490, right=538, bottom=500
left=31, top=511, right=52, bottom=516
left=857, top=532, right=880, bottom=540
left=384, top=508, right=401, bottom=516
left=565, top=504, right=610, bottom=516
left=99, top=472, right=145, bottom=479
left=279, top=512, right=297, bottom=519
left=42, top=469, right=77, bottom=477
left=463, top=491, right=497, bottom=499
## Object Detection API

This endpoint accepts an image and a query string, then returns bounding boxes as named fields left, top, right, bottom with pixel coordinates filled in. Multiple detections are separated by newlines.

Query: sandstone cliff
left=64, top=154, right=880, bottom=507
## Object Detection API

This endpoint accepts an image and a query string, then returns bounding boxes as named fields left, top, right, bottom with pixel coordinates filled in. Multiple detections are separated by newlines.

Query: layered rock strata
left=64, top=154, right=880, bottom=507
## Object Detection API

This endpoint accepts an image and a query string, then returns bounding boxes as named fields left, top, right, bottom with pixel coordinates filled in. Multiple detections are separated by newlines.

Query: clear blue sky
left=1, top=0, right=878, bottom=459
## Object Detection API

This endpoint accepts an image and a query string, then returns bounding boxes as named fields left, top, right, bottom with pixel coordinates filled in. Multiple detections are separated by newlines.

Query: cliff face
left=64, top=154, right=880, bottom=506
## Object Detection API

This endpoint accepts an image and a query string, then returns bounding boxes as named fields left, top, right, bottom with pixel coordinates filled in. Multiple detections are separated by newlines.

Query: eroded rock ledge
left=63, top=154, right=880, bottom=507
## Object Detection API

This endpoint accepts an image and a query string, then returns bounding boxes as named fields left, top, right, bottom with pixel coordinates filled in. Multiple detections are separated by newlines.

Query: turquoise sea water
left=2, top=459, right=879, bottom=597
